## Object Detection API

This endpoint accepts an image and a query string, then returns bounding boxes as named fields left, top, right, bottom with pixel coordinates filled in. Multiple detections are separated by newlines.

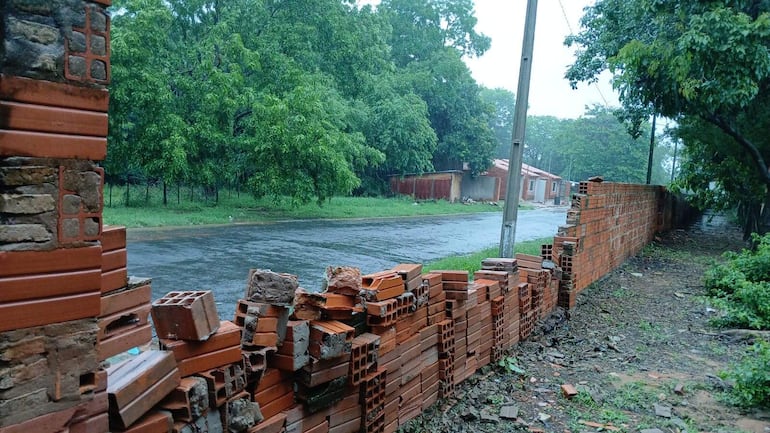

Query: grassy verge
left=102, top=185, right=528, bottom=228
left=423, top=237, right=551, bottom=275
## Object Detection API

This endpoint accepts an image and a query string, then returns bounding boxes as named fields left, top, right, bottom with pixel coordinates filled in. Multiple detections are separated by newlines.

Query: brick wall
left=0, top=1, right=695, bottom=430
left=547, top=180, right=692, bottom=309
left=1, top=0, right=113, bottom=430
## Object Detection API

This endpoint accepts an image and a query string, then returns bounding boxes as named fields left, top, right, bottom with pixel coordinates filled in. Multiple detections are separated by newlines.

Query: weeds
left=423, top=238, right=552, bottom=275
left=496, top=356, right=525, bottom=375
left=704, top=233, right=770, bottom=330
left=720, top=340, right=770, bottom=408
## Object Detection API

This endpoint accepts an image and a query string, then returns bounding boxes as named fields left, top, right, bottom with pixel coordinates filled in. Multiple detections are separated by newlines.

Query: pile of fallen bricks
left=0, top=237, right=567, bottom=433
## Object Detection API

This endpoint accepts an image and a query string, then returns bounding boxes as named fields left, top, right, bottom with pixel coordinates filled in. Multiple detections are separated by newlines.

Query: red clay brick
left=0, top=291, right=100, bottom=332
left=98, top=322, right=152, bottom=361
left=0, top=129, right=106, bottom=160
left=107, top=351, right=181, bottom=430
left=152, top=290, right=220, bottom=341
left=101, top=247, right=126, bottom=272
left=0, top=74, right=109, bottom=111
left=68, top=412, right=108, bottom=433
left=0, top=268, right=101, bottom=303
left=0, top=246, right=101, bottom=277
left=100, top=284, right=151, bottom=316
left=247, top=413, right=287, bottom=433
left=101, top=267, right=128, bottom=294
left=260, top=391, right=295, bottom=421
left=0, top=100, right=107, bottom=136
left=101, top=225, right=126, bottom=251
left=174, top=345, right=243, bottom=377
left=97, top=303, right=150, bottom=341
left=160, top=320, right=240, bottom=360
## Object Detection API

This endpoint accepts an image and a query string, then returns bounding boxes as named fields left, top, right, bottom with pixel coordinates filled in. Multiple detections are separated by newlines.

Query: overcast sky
left=465, top=0, right=618, bottom=118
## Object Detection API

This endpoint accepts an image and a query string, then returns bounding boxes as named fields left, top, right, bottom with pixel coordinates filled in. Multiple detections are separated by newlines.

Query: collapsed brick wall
left=0, top=1, right=697, bottom=431
left=549, top=180, right=689, bottom=309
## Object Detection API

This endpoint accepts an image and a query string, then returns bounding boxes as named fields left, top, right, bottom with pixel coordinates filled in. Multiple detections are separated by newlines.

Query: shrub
left=704, top=233, right=770, bottom=329
left=721, top=340, right=770, bottom=408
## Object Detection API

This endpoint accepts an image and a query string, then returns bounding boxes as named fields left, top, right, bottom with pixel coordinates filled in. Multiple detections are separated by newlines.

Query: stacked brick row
left=550, top=180, right=670, bottom=308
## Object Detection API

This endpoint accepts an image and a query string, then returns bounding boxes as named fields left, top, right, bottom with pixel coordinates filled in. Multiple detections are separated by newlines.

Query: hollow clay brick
left=152, top=290, right=220, bottom=341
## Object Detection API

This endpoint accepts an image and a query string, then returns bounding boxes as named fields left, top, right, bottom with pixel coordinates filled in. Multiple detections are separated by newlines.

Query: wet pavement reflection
left=127, top=208, right=567, bottom=319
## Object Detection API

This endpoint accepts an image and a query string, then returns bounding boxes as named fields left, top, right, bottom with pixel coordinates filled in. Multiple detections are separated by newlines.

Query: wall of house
left=460, top=175, right=500, bottom=201
left=389, top=172, right=463, bottom=202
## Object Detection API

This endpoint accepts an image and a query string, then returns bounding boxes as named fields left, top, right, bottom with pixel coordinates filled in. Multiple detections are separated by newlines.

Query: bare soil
left=403, top=214, right=770, bottom=433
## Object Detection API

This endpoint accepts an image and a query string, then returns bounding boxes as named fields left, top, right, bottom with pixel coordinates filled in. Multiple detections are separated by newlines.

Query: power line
left=557, top=0, right=609, bottom=107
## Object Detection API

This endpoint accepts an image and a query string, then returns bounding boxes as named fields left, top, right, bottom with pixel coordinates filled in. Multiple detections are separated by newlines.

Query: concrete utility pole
left=499, top=0, right=538, bottom=258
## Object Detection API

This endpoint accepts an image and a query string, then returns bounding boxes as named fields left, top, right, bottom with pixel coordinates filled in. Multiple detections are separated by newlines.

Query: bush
left=704, top=233, right=770, bottom=329
left=721, top=340, right=770, bottom=408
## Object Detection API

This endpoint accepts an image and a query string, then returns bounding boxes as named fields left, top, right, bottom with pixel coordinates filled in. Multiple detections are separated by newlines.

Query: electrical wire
left=557, top=0, right=609, bottom=107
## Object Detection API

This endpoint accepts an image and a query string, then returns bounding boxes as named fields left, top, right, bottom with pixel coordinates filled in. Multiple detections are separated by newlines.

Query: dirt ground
left=403, top=214, right=770, bottom=433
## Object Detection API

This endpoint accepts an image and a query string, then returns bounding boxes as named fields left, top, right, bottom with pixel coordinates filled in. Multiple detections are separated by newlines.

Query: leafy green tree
left=479, top=87, right=515, bottom=159
left=378, top=0, right=496, bottom=175
left=522, top=108, right=670, bottom=184
left=567, top=0, right=770, bottom=234
left=109, top=0, right=187, bottom=205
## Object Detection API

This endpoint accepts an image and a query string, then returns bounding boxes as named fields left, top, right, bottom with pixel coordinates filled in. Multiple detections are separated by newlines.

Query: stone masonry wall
left=2, top=0, right=110, bottom=84
left=0, top=0, right=111, bottom=430
left=0, top=157, right=102, bottom=251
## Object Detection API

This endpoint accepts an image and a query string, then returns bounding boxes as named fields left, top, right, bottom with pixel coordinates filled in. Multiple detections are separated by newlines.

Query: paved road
left=127, top=208, right=567, bottom=319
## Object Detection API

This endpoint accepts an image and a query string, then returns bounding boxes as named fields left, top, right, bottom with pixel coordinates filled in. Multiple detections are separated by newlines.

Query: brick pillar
left=1, top=0, right=112, bottom=429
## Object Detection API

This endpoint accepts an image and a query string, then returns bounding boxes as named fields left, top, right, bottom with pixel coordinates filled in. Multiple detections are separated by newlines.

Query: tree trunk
left=145, top=181, right=150, bottom=203
left=177, top=182, right=181, bottom=205
left=758, top=188, right=770, bottom=236
left=163, top=181, right=168, bottom=206
left=125, top=174, right=130, bottom=207
left=741, top=201, right=761, bottom=241
left=215, top=186, right=219, bottom=204
left=108, top=183, right=112, bottom=207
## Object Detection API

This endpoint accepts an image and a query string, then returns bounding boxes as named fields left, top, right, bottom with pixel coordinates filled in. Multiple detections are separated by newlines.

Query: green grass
left=101, top=184, right=523, bottom=228
left=423, top=237, right=552, bottom=275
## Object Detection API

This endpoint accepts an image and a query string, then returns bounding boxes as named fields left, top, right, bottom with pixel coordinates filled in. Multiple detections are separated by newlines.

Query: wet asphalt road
left=127, top=208, right=567, bottom=320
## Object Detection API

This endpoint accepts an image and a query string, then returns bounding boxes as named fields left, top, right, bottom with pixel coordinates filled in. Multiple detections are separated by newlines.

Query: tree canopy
left=566, top=0, right=770, bottom=236
left=107, top=0, right=499, bottom=204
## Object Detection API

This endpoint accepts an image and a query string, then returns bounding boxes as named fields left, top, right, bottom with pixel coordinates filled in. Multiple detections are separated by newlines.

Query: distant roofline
left=387, top=170, right=464, bottom=178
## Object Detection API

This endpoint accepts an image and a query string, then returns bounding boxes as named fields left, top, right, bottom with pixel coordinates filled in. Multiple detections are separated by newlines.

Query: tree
left=378, top=0, right=497, bottom=175
left=479, top=87, right=515, bottom=159
left=109, top=0, right=188, bottom=205
left=566, top=0, right=770, bottom=235
left=109, top=0, right=385, bottom=205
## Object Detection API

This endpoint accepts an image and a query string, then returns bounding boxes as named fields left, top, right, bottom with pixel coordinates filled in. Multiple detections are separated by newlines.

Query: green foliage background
left=107, top=0, right=496, bottom=205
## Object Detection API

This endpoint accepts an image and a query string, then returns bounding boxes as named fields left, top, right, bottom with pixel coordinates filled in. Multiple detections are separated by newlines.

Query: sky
left=464, top=0, right=618, bottom=119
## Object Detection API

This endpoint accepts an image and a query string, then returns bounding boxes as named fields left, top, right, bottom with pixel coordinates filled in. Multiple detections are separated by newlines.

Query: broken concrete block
left=225, top=392, right=263, bottom=432
left=324, top=266, right=361, bottom=295
left=499, top=404, right=519, bottom=420
left=160, top=320, right=241, bottom=364
left=308, top=321, right=354, bottom=360
left=157, top=377, right=209, bottom=423
left=245, top=269, right=298, bottom=305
